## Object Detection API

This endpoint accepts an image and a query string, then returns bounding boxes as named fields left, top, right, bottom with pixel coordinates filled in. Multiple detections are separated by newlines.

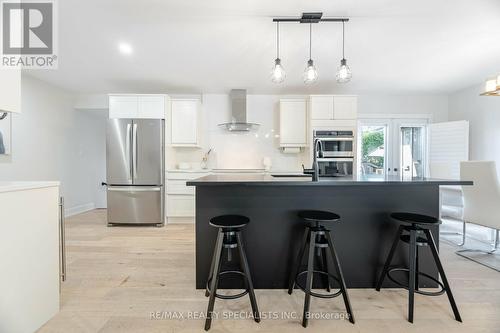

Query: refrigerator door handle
left=132, top=123, right=138, bottom=180
left=108, top=186, right=162, bottom=192
left=126, top=123, right=132, bottom=181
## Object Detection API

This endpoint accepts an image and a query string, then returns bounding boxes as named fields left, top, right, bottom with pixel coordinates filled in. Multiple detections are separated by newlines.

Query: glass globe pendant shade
left=270, top=58, right=286, bottom=84
left=336, top=58, right=352, bottom=83
left=303, top=59, right=318, bottom=84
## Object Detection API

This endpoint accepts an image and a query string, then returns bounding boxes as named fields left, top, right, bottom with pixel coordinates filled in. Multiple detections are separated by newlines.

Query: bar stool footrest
left=387, top=267, right=445, bottom=296
left=206, top=270, right=249, bottom=300
left=295, top=270, right=343, bottom=299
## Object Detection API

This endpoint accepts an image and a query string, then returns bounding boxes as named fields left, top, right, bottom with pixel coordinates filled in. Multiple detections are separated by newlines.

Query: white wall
left=448, top=83, right=500, bottom=174
left=0, top=75, right=106, bottom=215
left=358, top=94, right=449, bottom=122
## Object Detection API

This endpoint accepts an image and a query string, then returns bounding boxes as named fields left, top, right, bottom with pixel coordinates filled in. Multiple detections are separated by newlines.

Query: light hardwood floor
left=39, top=209, right=500, bottom=333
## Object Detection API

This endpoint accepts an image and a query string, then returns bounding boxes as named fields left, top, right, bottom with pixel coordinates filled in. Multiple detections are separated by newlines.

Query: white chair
left=430, top=162, right=466, bottom=245
left=459, top=161, right=500, bottom=257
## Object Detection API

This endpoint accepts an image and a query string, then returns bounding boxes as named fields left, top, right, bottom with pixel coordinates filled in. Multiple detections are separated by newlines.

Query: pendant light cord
left=276, top=22, right=280, bottom=59
left=342, top=21, right=345, bottom=59
left=309, top=23, right=312, bottom=61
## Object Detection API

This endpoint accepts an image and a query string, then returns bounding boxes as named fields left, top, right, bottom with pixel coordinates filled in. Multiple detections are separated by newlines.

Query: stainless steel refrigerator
left=106, top=119, right=164, bottom=226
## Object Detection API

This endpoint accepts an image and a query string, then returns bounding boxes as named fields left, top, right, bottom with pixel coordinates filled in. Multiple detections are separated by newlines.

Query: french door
left=357, top=118, right=429, bottom=178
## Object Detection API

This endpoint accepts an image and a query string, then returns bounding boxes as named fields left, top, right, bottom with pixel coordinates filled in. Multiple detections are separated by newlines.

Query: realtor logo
left=1, top=0, right=57, bottom=68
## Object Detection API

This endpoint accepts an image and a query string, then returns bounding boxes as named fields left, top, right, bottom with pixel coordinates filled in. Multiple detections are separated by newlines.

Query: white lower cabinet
left=167, top=180, right=195, bottom=195
left=167, top=195, right=195, bottom=217
left=0, top=183, right=60, bottom=333
left=166, top=171, right=208, bottom=218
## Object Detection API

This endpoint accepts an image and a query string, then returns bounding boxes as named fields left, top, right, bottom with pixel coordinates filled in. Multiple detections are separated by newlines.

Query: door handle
left=132, top=123, right=138, bottom=180
left=126, top=123, right=132, bottom=181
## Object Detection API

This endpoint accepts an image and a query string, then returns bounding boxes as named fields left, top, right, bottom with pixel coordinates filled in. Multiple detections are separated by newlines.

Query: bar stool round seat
left=204, top=214, right=259, bottom=331
left=209, top=215, right=250, bottom=229
left=391, top=212, right=439, bottom=225
left=376, top=212, right=462, bottom=323
left=287, top=210, right=355, bottom=327
left=298, top=210, right=340, bottom=223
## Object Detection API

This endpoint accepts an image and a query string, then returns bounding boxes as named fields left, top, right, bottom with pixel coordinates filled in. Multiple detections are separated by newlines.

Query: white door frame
left=357, top=114, right=431, bottom=177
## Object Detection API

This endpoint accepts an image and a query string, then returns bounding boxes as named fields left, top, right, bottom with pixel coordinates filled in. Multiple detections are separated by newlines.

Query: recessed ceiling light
left=118, top=42, right=133, bottom=55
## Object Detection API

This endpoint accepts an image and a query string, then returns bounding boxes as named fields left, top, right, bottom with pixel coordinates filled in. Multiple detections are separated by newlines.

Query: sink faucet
left=313, top=138, right=323, bottom=181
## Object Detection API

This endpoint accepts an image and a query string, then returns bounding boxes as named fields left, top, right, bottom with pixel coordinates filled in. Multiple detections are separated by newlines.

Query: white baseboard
left=65, top=202, right=95, bottom=217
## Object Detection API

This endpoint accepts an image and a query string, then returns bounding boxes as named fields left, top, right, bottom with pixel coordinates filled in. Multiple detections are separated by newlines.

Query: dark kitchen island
left=187, top=174, right=472, bottom=289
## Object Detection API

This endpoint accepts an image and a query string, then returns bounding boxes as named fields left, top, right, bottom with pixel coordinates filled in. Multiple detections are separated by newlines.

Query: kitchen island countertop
left=187, top=173, right=472, bottom=186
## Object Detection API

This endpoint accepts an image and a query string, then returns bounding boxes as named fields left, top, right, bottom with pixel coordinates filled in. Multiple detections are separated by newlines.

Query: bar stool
left=204, top=215, right=260, bottom=331
left=375, top=212, right=462, bottom=323
left=288, top=210, right=355, bottom=327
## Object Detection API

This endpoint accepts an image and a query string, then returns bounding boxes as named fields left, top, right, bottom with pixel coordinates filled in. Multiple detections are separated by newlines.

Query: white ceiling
left=26, top=0, right=500, bottom=95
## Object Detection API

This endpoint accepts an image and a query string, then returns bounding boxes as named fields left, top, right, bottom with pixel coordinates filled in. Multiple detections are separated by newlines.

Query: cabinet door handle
left=59, top=196, right=66, bottom=282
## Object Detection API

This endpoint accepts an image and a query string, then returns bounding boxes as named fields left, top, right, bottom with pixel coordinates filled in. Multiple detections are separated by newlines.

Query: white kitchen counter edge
left=0, top=181, right=60, bottom=193
left=167, top=169, right=211, bottom=173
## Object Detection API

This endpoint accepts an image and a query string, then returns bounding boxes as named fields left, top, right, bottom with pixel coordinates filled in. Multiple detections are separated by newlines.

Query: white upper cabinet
left=279, top=99, right=307, bottom=147
left=0, top=69, right=21, bottom=113
left=138, top=95, right=166, bottom=118
left=310, top=95, right=357, bottom=121
left=108, top=94, right=166, bottom=119
left=333, top=96, right=357, bottom=119
left=310, top=96, right=334, bottom=120
left=109, top=95, right=138, bottom=118
left=170, top=99, right=200, bottom=146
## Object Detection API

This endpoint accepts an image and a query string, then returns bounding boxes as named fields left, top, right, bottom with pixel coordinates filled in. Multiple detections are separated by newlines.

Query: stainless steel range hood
left=218, top=89, right=260, bottom=131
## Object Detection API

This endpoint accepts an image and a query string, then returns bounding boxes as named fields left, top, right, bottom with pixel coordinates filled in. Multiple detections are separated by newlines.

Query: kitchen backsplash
left=169, top=94, right=309, bottom=171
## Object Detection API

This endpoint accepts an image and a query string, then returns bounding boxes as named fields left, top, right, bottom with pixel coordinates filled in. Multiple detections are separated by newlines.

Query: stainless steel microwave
left=313, top=130, right=354, bottom=158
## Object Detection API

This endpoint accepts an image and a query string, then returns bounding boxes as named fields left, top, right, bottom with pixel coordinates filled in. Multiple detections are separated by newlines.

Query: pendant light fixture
left=303, top=23, right=318, bottom=84
left=336, top=20, right=352, bottom=83
left=271, top=13, right=350, bottom=84
left=270, top=22, right=286, bottom=83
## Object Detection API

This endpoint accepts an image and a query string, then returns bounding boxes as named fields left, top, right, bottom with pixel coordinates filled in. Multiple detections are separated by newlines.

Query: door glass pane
left=360, top=126, right=386, bottom=176
left=400, top=127, right=425, bottom=178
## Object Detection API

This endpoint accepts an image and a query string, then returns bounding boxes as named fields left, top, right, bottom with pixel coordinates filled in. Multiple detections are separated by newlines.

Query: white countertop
left=0, top=181, right=60, bottom=193
left=167, top=169, right=211, bottom=173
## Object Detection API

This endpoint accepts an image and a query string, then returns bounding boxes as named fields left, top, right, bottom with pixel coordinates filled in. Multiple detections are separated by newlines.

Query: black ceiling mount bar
left=273, top=12, right=349, bottom=23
